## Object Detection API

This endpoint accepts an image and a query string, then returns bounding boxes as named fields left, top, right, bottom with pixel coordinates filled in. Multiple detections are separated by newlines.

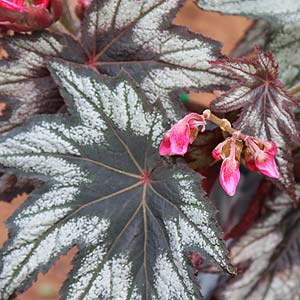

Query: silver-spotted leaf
left=0, top=61, right=234, bottom=300
left=0, top=31, right=87, bottom=134
left=0, top=0, right=233, bottom=133
left=209, top=47, right=299, bottom=200
left=81, top=0, right=232, bottom=120
left=197, top=0, right=300, bottom=27
left=219, top=186, right=300, bottom=300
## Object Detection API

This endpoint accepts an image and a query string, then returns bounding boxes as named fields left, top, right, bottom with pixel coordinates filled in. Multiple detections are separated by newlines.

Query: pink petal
left=159, top=132, right=172, bottom=156
left=255, top=153, right=280, bottom=178
left=245, top=150, right=257, bottom=171
left=212, top=140, right=226, bottom=160
left=169, top=120, right=190, bottom=155
left=212, top=148, right=221, bottom=160
left=0, top=0, right=25, bottom=11
left=220, top=158, right=240, bottom=196
left=265, top=140, right=277, bottom=155
left=182, top=113, right=204, bottom=126
left=33, top=0, right=49, bottom=8
left=245, top=158, right=257, bottom=171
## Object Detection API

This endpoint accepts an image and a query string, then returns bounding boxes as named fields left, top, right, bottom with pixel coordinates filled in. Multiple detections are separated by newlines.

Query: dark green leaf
left=0, top=61, right=234, bottom=300
left=0, top=32, right=87, bottom=134
left=81, top=0, right=232, bottom=120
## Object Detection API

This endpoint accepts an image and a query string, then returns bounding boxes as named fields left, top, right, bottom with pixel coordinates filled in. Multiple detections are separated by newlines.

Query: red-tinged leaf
left=217, top=185, right=300, bottom=300
left=209, top=46, right=299, bottom=201
left=224, top=180, right=272, bottom=240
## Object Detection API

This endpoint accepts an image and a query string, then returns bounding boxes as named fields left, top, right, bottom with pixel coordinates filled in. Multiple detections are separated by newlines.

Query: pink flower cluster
left=213, top=136, right=279, bottom=196
left=159, top=113, right=280, bottom=196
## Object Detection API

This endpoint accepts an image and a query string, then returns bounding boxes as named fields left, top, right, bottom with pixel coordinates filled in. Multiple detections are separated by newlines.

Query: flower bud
left=0, top=0, right=63, bottom=31
left=159, top=113, right=206, bottom=156
left=220, top=157, right=240, bottom=196
left=213, top=137, right=243, bottom=196
left=244, top=136, right=279, bottom=179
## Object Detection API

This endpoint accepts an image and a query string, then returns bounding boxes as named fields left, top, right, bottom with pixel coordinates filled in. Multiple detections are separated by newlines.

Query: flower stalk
left=202, top=109, right=247, bottom=140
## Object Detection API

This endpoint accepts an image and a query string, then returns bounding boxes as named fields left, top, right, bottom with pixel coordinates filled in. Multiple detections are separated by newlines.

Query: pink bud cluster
left=159, top=113, right=280, bottom=196
left=212, top=136, right=279, bottom=196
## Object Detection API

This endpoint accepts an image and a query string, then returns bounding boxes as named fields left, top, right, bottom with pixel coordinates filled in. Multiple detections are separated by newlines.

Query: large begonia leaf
left=81, top=0, right=232, bottom=120
left=0, top=32, right=87, bottom=134
left=218, top=186, right=300, bottom=300
left=209, top=47, right=299, bottom=200
left=197, top=0, right=300, bottom=27
left=0, top=61, right=234, bottom=300
left=0, top=0, right=233, bottom=201
left=0, top=0, right=233, bottom=131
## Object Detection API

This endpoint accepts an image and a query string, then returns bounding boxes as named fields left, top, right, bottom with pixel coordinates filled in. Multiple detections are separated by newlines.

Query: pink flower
left=159, top=131, right=172, bottom=156
left=212, top=139, right=227, bottom=160
left=159, top=113, right=206, bottom=156
left=213, top=137, right=241, bottom=196
left=245, top=137, right=279, bottom=178
left=220, top=157, right=240, bottom=196
left=0, top=0, right=62, bottom=31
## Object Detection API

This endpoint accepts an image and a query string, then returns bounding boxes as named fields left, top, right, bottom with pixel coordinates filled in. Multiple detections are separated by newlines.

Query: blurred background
left=0, top=0, right=253, bottom=299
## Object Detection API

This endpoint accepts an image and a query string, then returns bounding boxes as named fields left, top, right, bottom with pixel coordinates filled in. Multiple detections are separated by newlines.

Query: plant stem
left=59, top=0, right=76, bottom=34
left=203, top=109, right=247, bottom=140
left=288, top=84, right=300, bottom=96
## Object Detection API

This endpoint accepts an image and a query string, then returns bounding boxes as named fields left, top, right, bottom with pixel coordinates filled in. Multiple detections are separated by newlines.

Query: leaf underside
left=0, top=32, right=87, bottom=134
left=209, top=49, right=299, bottom=199
left=197, top=0, right=300, bottom=27
left=219, top=186, right=300, bottom=300
left=0, top=61, right=234, bottom=300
